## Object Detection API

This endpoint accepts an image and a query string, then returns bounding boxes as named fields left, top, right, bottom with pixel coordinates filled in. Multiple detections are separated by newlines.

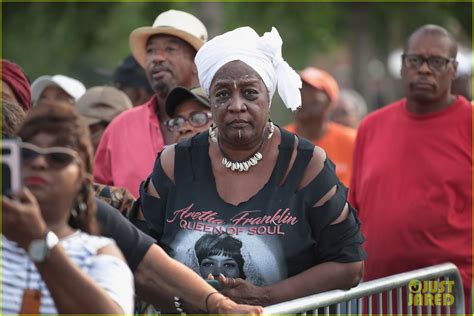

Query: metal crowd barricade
left=263, top=263, right=465, bottom=315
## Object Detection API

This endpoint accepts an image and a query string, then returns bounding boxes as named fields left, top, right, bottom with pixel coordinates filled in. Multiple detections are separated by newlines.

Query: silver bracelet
left=174, top=296, right=185, bottom=314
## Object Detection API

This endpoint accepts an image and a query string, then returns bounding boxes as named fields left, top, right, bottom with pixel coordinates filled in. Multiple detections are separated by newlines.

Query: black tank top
left=141, top=128, right=366, bottom=285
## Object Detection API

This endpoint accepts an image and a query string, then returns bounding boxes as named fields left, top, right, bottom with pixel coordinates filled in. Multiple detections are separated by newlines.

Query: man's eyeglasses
left=165, top=111, right=212, bottom=132
left=402, top=54, right=456, bottom=72
left=21, top=142, right=79, bottom=170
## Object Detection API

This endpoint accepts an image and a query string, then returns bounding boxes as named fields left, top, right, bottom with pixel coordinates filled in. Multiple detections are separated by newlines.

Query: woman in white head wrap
left=140, top=26, right=366, bottom=308
left=196, top=26, right=302, bottom=112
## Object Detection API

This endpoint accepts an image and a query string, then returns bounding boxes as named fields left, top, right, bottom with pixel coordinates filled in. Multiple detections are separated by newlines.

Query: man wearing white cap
left=93, top=10, right=208, bottom=197
left=31, top=74, right=86, bottom=106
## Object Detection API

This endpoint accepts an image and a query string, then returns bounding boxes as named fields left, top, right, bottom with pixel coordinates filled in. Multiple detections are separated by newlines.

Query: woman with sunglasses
left=2, top=103, right=133, bottom=314
left=165, top=86, right=213, bottom=143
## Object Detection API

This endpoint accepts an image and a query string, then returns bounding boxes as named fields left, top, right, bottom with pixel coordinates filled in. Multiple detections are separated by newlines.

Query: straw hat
left=129, top=10, right=208, bottom=68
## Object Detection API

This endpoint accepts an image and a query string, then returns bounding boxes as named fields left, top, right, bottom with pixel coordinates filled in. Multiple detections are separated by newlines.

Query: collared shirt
left=94, top=96, right=164, bottom=197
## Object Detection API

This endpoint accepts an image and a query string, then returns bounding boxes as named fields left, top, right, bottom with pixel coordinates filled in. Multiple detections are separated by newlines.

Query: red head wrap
left=2, top=59, right=31, bottom=111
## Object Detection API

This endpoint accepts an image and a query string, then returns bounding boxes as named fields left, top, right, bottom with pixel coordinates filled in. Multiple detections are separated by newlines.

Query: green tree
left=2, top=1, right=471, bottom=121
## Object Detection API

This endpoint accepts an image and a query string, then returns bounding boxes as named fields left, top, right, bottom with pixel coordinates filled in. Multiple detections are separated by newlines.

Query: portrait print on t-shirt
left=165, top=204, right=299, bottom=285
left=194, top=233, right=246, bottom=279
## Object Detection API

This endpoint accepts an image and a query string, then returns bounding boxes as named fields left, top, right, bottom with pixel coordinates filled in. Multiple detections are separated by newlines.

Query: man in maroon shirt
left=350, top=24, right=471, bottom=311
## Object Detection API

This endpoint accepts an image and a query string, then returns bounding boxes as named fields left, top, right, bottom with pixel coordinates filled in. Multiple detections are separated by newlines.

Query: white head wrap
left=195, top=27, right=302, bottom=111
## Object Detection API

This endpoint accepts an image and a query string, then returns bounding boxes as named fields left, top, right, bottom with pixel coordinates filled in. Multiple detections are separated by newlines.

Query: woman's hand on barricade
left=206, top=289, right=263, bottom=315
left=211, top=298, right=263, bottom=315
left=2, top=188, right=48, bottom=249
left=180, top=288, right=263, bottom=314
left=218, top=274, right=271, bottom=306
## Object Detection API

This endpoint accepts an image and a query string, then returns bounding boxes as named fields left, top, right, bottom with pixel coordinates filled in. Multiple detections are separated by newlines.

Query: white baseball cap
left=129, top=10, right=208, bottom=68
left=31, top=74, right=86, bottom=105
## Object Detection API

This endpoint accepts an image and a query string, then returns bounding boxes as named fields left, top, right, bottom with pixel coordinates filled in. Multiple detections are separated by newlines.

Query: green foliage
left=223, top=2, right=344, bottom=70
left=2, top=1, right=471, bottom=91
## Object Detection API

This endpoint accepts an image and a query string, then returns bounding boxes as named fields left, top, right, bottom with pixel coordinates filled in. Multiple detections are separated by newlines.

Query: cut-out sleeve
left=139, top=153, right=174, bottom=243
left=304, top=159, right=367, bottom=264
left=314, top=203, right=366, bottom=263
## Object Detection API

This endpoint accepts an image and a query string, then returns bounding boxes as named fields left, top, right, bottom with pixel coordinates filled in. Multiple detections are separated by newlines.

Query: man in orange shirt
left=285, top=67, right=356, bottom=186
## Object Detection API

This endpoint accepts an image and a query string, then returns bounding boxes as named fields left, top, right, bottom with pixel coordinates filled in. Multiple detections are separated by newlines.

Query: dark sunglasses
left=402, top=54, right=456, bottom=72
left=21, top=142, right=79, bottom=170
left=165, top=111, right=212, bottom=132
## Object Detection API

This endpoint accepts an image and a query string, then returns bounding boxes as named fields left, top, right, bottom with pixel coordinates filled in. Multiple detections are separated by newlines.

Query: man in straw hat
left=94, top=10, right=208, bottom=197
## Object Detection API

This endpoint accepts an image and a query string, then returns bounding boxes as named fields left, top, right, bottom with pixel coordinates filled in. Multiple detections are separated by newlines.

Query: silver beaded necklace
left=209, top=122, right=275, bottom=172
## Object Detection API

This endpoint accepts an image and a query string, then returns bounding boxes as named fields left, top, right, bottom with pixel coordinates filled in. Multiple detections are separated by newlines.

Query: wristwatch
left=27, top=231, right=59, bottom=263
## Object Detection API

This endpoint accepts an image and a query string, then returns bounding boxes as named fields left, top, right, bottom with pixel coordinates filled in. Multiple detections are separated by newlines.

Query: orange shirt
left=285, top=122, right=356, bottom=187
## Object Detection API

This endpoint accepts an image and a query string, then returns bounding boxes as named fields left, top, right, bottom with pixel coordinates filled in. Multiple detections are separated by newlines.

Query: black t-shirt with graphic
left=141, top=128, right=366, bottom=285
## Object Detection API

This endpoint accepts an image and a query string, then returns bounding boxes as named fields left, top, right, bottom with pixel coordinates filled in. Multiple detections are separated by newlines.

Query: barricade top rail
left=263, top=262, right=464, bottom=314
